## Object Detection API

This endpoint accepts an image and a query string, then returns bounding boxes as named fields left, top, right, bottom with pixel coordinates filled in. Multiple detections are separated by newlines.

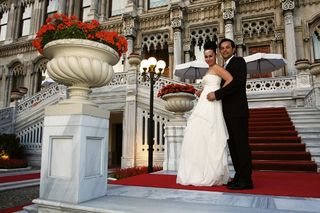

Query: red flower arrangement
left=32, top=13, right=128, bottom=56
left=157, top=83, right=196, bottom=98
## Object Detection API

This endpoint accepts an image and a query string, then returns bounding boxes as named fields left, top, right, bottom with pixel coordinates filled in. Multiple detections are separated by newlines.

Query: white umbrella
left=174, top=60, right=208, bottom=80
left=41, top=72, right=55, bottom=87
left=244, top=53, right=287, bottom=74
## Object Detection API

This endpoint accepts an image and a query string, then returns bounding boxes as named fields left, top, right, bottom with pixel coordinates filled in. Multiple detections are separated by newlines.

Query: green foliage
left=42, top=25, right=87, bottom=47
left=0, top=134, right=25, bottom=159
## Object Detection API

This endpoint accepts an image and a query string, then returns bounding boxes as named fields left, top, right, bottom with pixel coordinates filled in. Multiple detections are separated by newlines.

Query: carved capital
left=234, top=36, right=244, bottom=46
left=221, top=1, right=235, bottom=20
left=122, top=16, right=137, bottom=38
left=281, top=0, right=295, bottom=11
left=274, top=31, right=283, bottom=41
left=171, top=17, right=183, bottom=29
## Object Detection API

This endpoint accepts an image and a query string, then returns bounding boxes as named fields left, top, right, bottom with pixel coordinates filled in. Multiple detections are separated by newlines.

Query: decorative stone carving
left=281, top=0, right=295, bottom=11
left=221, top=1, right=235, bottom=20
left=122, top=16, right=137, bottom=38
left=171, top=17, right=183, bottom=29
left=190, top=27, right=218, bottom=49
left=141, top=33, right=169, bottom=52
left=242, top=18, right=275, bottom=38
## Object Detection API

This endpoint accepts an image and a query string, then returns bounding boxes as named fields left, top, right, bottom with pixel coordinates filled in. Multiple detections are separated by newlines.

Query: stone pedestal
left=163, top=120, right=186, bottom=171
left=39, top=103, right=109, bottom=204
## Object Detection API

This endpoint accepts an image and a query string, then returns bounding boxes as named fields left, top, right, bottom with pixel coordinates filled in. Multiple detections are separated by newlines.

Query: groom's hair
left=203, top=40, right=217, bottom=53
left=219, top=38, right=236, bottom=49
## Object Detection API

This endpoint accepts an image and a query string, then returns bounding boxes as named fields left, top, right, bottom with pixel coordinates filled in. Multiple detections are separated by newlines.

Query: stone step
left=287, top=107, right=320, bottom=113
left=290, top=115, right=320, bottom=120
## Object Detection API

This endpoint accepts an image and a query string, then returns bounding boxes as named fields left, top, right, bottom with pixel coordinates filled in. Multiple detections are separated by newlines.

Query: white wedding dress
left=176, top=74, right=229, bottom=186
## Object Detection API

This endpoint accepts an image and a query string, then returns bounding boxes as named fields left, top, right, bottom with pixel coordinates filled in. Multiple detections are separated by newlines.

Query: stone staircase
left=287, top=107, right=320, bottom=171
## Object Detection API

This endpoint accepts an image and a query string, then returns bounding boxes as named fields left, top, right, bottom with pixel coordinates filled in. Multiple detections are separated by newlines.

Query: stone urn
left=161, top=92, right=196, bottom=120
left=43, top=39, right=120, bottom=106
left=127, top=53, right=141, bottom=70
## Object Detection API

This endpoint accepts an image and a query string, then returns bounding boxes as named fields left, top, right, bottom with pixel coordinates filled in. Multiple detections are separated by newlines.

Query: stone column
left=235, top=36, right=244, bottom=57
left=121, top=54, right=141, bottom=168
left=183, top=43, right=191, bottom=63
left=99, top=0, right=106, bottom=22
left=163, top=123, right=186, bottom=171
left=87, top=0, right=99, bottom=20
left=221, top=1, right=235, bottom=40
left=58, top=0, right=66, bottom=14
left=0, top=65, right=5, bottom=107
left=122, top=2, right=138, bottom=71
left=281, top=0, right=297, bottom=76
left=169, top=2, right=184, bottom=80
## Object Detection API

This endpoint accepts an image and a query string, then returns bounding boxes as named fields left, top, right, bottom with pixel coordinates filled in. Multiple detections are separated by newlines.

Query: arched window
left=110, top=0, right=126, bottom=17
left=312, top=24, right=320, bottom=60
left=0, top=10, right=8, bottom=41
left=19, top=3, right=32, bottom=37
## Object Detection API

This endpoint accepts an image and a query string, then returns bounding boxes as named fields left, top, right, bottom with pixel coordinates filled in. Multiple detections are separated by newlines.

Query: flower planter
left=161, top=92, right=196, bottom=120
left=43, top=39, right=120, bottom=105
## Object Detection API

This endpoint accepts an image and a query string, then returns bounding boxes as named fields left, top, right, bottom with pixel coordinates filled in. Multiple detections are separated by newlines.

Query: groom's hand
left=207, top=92, right=216, bottom=101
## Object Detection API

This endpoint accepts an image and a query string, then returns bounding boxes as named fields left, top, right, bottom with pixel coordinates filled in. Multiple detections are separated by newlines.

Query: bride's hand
left=195, top=89, right=202, bottom=97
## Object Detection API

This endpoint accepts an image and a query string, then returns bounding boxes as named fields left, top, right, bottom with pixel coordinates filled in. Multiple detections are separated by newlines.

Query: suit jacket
left=214, top=56, right=249, bottom=118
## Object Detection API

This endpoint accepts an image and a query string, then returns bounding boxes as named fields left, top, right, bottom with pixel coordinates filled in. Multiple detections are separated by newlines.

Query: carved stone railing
left=0, top=106, right=15, bottom=134
left=16, top=84, right=65, bottom=114
left=304, top=87, right=320, bottom=108
left=246, top=76, right=296, bottom=93
left=108, top=72, right=128, bottom=86
left=17, top=119, right=43, bottom=150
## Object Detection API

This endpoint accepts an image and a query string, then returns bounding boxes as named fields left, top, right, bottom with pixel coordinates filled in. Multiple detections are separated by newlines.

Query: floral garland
left=157, top=83, right=196, bottom=98
left=32, top=13, right=128, bottom=56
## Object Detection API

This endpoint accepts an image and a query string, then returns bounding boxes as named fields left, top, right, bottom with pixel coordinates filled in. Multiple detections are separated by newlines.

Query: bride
left=176, top=41, right=233, bottom=186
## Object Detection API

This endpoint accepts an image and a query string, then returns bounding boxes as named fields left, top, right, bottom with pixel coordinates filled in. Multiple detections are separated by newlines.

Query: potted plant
left=157, top=83, right=197, bottom=119
left=32, top=13, right=128, bottom=105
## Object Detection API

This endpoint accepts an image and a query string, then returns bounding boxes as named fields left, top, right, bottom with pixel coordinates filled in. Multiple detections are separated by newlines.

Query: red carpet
left=110, top=171, right=320, bottom=198
left=1, top=202, right=32, bottom=213
left=249, top=107, right=317, bottom=172
left=0, top=173, right=40, bottom=183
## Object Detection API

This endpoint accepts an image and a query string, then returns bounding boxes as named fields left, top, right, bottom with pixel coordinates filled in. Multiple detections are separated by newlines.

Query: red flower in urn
left=157, top=83, right=196, bottom=98
left=32, top=13, right=128, bottom=56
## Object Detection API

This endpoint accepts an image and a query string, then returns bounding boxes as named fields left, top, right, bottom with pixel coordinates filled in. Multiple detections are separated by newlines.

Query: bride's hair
left=203, top=40, right=217, bottom=53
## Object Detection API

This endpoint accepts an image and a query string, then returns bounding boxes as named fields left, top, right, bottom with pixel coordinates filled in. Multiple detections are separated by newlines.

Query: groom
left=207, top=38, right=253, bottom=190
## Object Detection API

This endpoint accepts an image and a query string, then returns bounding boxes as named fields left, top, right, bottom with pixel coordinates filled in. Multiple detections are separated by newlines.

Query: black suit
left=214, top=56, right=252, bottom=183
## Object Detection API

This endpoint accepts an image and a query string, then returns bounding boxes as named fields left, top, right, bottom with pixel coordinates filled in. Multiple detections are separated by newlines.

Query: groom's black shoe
left=227, top=179, right=237, bottom=187
left=227, top=181, right=253, bottom=190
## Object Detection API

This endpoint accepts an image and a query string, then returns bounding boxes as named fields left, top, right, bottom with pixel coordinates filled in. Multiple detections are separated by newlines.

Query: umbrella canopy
left=244, top=53, right=287, bottom=74
left=174, top=60, right=208, bottom=80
